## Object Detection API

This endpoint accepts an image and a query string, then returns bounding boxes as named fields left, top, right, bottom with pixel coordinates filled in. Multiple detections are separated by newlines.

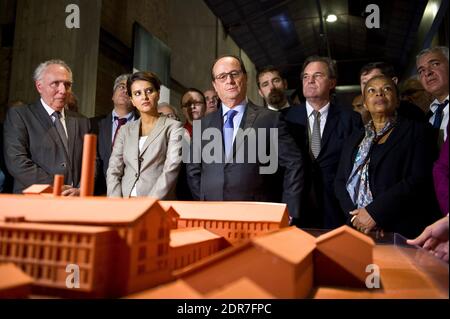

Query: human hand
left=350, top=208, right=376, bottom=234
left=61, top=186, right=80, bottom=196
left=407, top=216, right=449, bottom=262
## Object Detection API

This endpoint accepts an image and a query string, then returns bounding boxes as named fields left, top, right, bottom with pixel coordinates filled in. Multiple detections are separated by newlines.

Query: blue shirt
left=221, top=101, right=247, bottom=143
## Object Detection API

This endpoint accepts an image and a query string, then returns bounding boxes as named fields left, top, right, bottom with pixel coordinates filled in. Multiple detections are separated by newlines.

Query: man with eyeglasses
left=257, top=66, right=291, bottom=113
left=90, top=73, right=139, bottom=195
left=3, top=59, right=90, bottom=195
left=204, top=88, right=219, bottom=115
left=186, top=55, right=304, bottom=221
left=283, top=56, right=362, bottom=229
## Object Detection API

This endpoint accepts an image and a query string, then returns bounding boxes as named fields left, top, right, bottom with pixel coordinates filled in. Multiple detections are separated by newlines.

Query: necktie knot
left=432, top=100, right=448, bottom=129
left=312, top=110, right=321, bottom=119
left=115, top=117, right=128, bottom=126
left=224, top=110, right=238, bottom=128
left=52, top=111, right=61, bottom=120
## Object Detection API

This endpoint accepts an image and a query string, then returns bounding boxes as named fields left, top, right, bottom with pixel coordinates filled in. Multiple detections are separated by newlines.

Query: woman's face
left=364, top=77, right=398, bottom=117
left=130, top=80, right=160, bottom=114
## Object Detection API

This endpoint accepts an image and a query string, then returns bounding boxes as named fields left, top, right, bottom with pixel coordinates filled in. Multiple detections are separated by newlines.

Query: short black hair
left=127, top=71, right=161, bottom=96
left=211, top=55, right=247, bottom=81
left=256, top=66, right=283, bottom=88
left=359, top=62, right=396, bottom=79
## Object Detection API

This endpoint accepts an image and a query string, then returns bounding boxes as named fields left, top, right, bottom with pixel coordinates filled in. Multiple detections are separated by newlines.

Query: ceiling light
left=326, top=14, right=337, bottom=23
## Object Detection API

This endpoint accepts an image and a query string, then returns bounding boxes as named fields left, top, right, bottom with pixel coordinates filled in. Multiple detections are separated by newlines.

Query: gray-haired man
left=3, top=59, right=90, bottom=195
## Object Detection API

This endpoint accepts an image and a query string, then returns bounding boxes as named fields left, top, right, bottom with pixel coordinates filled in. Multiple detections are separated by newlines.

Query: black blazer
left=90, top=110, right=139, bottom=194
left=283, top=103, right=363, bottom=228
left=3, top=101, right=90, bottom=193
left=186, top=101, right=304, bottom=219
left=334, top=117, right=441, bottom=238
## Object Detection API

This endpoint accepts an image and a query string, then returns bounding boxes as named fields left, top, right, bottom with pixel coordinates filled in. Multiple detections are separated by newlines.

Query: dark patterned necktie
left=112, top=117, right=128, bottom=148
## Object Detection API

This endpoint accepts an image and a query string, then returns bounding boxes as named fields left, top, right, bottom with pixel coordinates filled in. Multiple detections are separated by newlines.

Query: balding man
left=186, top=55, right=304, bottom=220
left=3, top=59, right=90, bottom=194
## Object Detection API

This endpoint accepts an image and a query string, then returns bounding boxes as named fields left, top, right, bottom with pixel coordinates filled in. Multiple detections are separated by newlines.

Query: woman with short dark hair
left=107, top=71, right=185, bottom=199
left=335, top=75, right=440, bottom=238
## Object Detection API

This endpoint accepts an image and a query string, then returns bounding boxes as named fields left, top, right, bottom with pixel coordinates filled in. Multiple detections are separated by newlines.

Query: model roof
left=207, top=277, right=274, bottom=299
left=160, top=201, right=288, bottom=223
left=316, top=225, right=375, bottom=247
left=0, top=263, right=33, bottom=291
left=0, top=195, right=162, bottom=226
left=252, top=227, right=316, bottom=264
left=170, top=228, right=222, bottom=248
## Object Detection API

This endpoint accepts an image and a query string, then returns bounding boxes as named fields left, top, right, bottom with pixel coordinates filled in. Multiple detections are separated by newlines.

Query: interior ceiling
left=204, top=0, right=428, bottom=89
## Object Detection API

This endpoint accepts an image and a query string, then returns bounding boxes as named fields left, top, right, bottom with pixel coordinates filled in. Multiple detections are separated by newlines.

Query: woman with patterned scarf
left=334, top=75, right=440, bottom=238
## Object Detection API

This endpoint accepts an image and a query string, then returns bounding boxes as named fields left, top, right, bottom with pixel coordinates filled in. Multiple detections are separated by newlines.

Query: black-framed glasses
left=214, top=70, right=243, bottom=82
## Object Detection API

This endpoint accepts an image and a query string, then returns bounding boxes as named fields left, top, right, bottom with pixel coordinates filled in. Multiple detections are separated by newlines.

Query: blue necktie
left=433, top=100, right=448, bottom=129
left=223, top=109, right=238, bottom=159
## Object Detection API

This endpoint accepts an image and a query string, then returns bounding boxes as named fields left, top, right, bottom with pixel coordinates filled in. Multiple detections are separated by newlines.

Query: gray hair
left=416, top=46, right=449, bottom=64
left=33, top=59, right=72, bottom=82
left=301, top=55, right=338, bottom=80
left=113, top=74, right=131, bottom=92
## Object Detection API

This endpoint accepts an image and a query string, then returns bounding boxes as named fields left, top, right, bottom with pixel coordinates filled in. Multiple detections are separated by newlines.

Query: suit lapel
left=32, top=101, right=62, bottom=147
left=65, top=112, right=77, bottom=163
left=319, top=103, right=339, bottom=156
left=103, top=113, right=113, bottom=155
left=233, top=102, right=258, bottom=157
left=369, top=118, right=408, bottom=166
left=140, top=116, right=166, bottom=157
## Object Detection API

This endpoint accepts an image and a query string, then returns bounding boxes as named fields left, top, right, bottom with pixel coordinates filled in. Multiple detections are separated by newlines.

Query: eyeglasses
left=214, top=70, right=243, bottom=82
left=182, top=101, right=205, bottom=109
left=205, top=96, right=219, bottom=103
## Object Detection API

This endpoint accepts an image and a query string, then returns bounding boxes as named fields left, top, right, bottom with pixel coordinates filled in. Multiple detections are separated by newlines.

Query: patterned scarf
left=346, top=118, right=396, bottom=208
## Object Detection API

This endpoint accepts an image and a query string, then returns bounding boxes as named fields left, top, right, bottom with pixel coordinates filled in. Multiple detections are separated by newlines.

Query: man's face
left=35, top=64, right=72, bottom=112
left=112, top=80, right=132, bottom=109
left=212, top=57, right=247, bottom=105
left=204, top=89, right=219, bottom=114
left=360, top=68, right=383, bottom=94
left=302, top=61, right=335, bottom=101
left=258, top=71, right=287, bottom=107
left=417, top=51, right=449, bottom=101
left=181, top=91, right=205, bottom=121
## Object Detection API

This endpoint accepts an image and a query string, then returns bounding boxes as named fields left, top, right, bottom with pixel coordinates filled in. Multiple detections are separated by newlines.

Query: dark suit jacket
left=3, top=101, right=90, bottom=193
left=334, top=117, right=441, bottom=238
left=90, top=110, right=139, bottom=194
left=186, top=101, right=304, bottom=219
left=283, top=103, right=363, bottom=229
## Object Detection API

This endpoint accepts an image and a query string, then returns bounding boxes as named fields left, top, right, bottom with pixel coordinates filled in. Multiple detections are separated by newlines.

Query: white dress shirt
left=428, top=95, right=449, bottom=142
left=305, top=101, right=330, bottom=138
left=41, top=98, right=68, bottom=137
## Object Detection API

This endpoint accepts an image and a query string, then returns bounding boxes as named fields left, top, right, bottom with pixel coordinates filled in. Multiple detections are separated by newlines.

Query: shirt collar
left=267, top=101, right=290, bottom=112
left=112, top=110, right=135, bottom=122
left=41, top=98, right=65, bottom=119
left=305, top=100, right=330, bottom=118
left=430, top=95, right=449, bottom=112
left=221, top=98, right=247, bottom=117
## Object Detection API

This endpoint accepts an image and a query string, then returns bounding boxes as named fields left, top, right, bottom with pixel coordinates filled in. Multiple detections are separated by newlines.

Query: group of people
left=0, top=46, right=448, bottom=262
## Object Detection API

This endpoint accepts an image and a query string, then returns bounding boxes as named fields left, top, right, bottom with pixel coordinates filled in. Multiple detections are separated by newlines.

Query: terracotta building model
left=128, top=225, right=375, bottom=299
left=161, top=201, right=289, bottom=245
left=0, top=263, right=34, bottom=299
left=0, top=194, right=288, bottom=298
